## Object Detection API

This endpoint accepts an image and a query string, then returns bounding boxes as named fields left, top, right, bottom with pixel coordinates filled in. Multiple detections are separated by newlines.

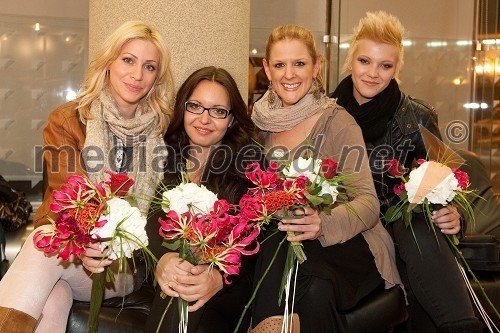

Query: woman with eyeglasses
left=145, top=66, right=261, bottom=332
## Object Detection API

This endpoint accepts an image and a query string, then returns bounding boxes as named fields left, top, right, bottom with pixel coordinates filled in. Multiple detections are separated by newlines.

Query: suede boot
left=248, top=313, right=300, bottom=333
left=437, top=318, right=483, bottom=333
left=0, top=306, right=37, bottom=333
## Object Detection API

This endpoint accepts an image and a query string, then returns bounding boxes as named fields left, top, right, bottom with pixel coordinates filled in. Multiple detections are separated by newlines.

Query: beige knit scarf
left=82, top=91, right=167, bottom=215
left=252, top=89, right=338, bottom=132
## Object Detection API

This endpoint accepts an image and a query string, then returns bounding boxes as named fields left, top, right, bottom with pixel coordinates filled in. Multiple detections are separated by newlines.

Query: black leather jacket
left=366, top=92, right=441, bottom=213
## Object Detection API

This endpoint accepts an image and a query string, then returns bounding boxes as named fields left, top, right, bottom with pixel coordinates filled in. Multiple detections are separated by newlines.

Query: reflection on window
left=0, top=14, right=88, bottom=195
left=470, top=0, right=499, bottom=193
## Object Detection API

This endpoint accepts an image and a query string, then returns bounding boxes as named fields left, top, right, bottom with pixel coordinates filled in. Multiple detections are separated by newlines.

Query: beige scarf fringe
left=252, top=89, right=338, bottom=132
left=82, top=91, right=167, bottom=215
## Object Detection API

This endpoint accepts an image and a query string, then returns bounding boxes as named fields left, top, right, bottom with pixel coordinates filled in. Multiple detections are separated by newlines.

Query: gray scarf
left=82, top=91, right=167, bottom=215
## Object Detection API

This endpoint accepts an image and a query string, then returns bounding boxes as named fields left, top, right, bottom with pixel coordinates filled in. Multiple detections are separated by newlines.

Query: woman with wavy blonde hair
left=78, top=20, right=174, bottom=134
left=0, top=21, right=174, bottom=332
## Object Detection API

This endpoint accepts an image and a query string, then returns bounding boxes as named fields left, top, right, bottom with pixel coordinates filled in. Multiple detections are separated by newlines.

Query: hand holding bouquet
left=33, top=171, right=153, bottom=333
left=384, top=158, right=500, bottom=328
left=234, top=157, right=350, bottom=332
left=156, top=179, right=260, bottom=333
left=384, top=158, right=475, bottom=248
left=242, top=157, right=345, bottom=263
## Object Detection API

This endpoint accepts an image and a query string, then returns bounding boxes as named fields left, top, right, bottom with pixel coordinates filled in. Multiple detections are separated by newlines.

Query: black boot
left=437, top=318, right=483, bottom=333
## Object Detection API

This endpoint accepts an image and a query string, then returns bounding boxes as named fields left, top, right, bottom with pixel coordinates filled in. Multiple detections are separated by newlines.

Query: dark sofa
left=66, top=282, right=408, bottom=333
left=67, top=285, right=154, bottom=333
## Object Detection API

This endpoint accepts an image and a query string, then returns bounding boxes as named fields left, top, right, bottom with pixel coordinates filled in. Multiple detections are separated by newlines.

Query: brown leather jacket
left=34, top=102, right=87, bottom=228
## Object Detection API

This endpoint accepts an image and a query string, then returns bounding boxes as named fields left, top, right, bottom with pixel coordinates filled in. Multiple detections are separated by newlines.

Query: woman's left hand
left=278, top=206, right=322, bottom=241
left=432, top=205, right=461, bottom=235
left=169, top=264, right=223, bottom=312
left=80, top=242, right=113, bottom=273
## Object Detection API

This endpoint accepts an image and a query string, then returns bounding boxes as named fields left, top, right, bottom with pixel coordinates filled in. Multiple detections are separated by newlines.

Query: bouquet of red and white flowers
left=241, top=157, right=344, bottom=262
left=234, top=156, right=350, bottom=332
left=156, top=177, right=260, bottom=333
left=33, top=171, right=153, bottom=333
left=384, top=158, right=475, bottom=248
left=384, top=158, right=500, bottom=330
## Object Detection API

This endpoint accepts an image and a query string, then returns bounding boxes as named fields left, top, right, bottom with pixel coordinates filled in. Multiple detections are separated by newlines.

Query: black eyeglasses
left=185, top=101, right=232, bottom=119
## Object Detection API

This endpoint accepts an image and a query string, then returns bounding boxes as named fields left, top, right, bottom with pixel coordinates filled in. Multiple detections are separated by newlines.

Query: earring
left=267, top=82, right=278, bottom=109
left=312, top=77, right=323, bottom=102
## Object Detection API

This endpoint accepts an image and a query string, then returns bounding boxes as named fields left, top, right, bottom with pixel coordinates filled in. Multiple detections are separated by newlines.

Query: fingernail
left=97, top=267, right=104, bottom=273
left=278, top=225, right=284, bottom=231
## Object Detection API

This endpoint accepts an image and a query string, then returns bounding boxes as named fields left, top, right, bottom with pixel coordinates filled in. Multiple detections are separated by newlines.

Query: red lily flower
left=245, top=162, right=278, bottom=189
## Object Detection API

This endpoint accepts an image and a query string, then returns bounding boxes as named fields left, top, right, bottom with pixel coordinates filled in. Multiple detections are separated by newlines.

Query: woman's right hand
left=155, top=252, right=192, bottom=298
left=278, top=206, right=323, bottom=241
left=155, top=253, right=224, bottom=311
left=80, top=242, right=113, bottom=273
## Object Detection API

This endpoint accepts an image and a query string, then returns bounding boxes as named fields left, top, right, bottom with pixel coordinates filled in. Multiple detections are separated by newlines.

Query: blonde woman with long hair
left=0, top=21, right=174, bottom=332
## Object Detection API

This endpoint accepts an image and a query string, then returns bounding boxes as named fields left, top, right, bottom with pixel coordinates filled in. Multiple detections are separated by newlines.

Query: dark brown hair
left=164, top=66, right=260, bottom=203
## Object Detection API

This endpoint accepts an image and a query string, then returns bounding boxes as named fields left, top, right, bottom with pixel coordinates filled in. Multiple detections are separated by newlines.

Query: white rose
left=184, top=183, right=218, bottom=214
left=162, top=182, right=218, bottom=215
left=406, top=161, right=459, bottom=205
left=162, top=186, right=187, bottom=213
left=319, top=180, right=339, bottom=202
left=283, top=157, right=322, bottom=183
left=91, top=197, right=148, bottom=260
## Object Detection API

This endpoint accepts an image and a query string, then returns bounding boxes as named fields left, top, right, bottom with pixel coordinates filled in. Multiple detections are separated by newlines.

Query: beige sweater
left=262, top=106, right=402, bottom=290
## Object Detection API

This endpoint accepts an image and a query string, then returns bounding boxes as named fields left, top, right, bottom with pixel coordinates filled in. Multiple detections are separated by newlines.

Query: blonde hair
left=344, top=11, right=405, bottom=77
left=77, top=21, right=174, bottom=134
left=265, top=24, right=324, bottom=93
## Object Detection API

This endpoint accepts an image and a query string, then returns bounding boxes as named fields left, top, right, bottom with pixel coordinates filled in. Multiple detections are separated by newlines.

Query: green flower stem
left=156, top=296, right=174, bottom=333
left=88, top=268, right=107, bottom=333
left=178, top=297, right=189, bottom=332
left=232, top=234, right=288, bottom=333
left=445, top=235, right=500, bottom=321
left=176, top=242, right=195, bottom=333
left=156, top=239, right=197, bottom=333
left=278, top=242, right=297, bottom=306
left=287, top=231, right=307, bottom=264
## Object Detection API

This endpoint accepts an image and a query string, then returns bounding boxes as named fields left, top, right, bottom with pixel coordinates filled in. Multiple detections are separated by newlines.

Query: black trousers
left=144, top=274, right=253, bottom=333
left=250, top=229, right=384, bottom=333
left=391, top=214, right=478, bottom=332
